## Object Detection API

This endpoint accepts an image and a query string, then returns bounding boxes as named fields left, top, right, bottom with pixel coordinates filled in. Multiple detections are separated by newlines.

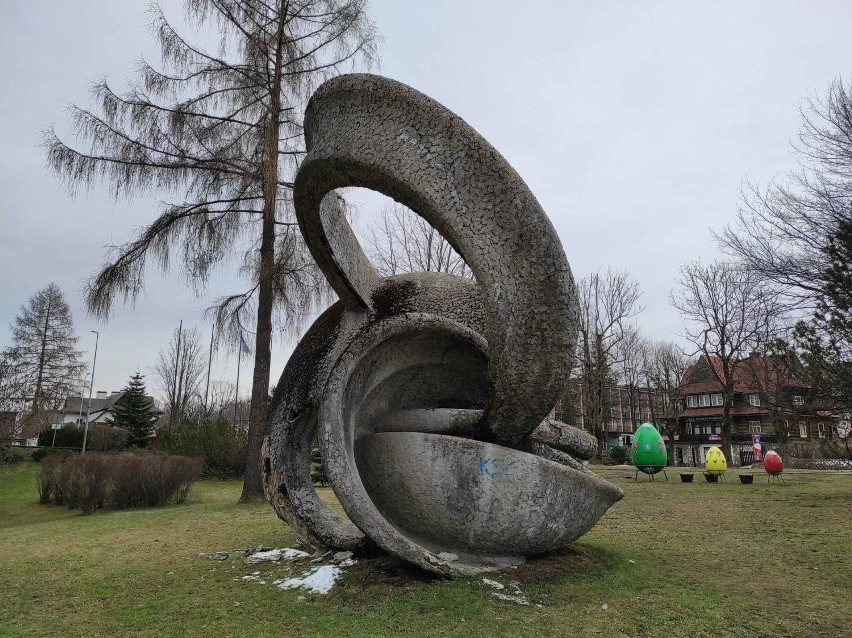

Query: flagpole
left=204, top=323, right=214, bottom=416
left=234, top=333, right=241, bottom=427
left=170, top=319, right=182, bottom=427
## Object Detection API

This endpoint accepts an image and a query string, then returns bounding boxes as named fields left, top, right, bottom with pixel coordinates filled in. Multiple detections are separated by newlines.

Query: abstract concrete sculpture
left=263, top=74, right=623, bottom=575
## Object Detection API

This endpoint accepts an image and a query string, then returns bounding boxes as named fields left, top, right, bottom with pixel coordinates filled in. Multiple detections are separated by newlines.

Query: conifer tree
left=111, top=373, right=159, bottom=448
left=2, top=283, right=85, bottom=412
left=44, top=0, right=379, bottom=501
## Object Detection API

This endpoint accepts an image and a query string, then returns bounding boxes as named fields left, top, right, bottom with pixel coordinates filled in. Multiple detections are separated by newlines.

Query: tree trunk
left=721, top=387, right=734, bottom=465
left=239, top=15, right=286, bottom=504
left=33, top=294, right=53, bottom=412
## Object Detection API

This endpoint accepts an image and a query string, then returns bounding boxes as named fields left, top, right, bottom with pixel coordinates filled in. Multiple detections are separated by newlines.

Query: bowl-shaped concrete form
left=355, top=431, right=624, bottom=567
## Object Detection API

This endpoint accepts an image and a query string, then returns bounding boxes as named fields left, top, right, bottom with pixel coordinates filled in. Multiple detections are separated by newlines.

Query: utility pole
left=169, top=320, right=182, bottom=427
left=203, top=324, right=214, bottom=416
left=82, top=331, right=99, bottom=453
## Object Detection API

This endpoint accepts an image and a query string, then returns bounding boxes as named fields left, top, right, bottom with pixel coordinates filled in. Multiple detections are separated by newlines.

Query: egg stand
left=767, top=471, right=784, bottom=485
left=704, top=471, right=726, bottom=483
left=634, top=466, right=668, bottom=482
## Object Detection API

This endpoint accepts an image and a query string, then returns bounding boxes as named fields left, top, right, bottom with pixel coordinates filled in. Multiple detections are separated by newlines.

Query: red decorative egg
left=763, top=450, right=784, bottom=474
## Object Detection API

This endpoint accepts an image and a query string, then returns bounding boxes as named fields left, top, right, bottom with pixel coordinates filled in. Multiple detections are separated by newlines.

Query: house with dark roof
left=60, top=391, right=124, bottom=426
left=6, top=391, right=160, bottom=447
left=667, top=354, right=835, bottom=466
left=59, top=390, right=159, bottom=427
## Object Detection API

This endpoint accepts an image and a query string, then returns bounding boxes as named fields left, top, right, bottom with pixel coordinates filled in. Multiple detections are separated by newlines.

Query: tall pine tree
left=3, top=283, right=86, bottom=412
left=111, top=373, right=159, bottom=448
left=44, top=0, right=379, bottom=501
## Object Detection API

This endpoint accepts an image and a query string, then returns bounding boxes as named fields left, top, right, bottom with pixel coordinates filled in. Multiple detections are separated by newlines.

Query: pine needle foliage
left=43, top=0, right=379, bottom=500
left=110, top=373, right=159, bottom=448
left=2, top=283, right=85, bottom=412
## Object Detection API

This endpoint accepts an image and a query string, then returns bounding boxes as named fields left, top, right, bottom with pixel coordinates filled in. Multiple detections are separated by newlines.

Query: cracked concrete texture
left=265, top=74, right=622, bottom=576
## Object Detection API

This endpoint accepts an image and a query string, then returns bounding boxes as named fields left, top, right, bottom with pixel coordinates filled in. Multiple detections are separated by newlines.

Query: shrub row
left=37, top=424, right=129, bottom=451
left=38, top=451, right=202, bottom=515
left=154, top=417, right=247, bottom=478
left=1, top=445, right=27, bottom=465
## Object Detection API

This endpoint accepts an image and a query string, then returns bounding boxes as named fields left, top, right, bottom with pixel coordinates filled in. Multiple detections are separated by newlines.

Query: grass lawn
left=1, top=462, right=850, bottom=638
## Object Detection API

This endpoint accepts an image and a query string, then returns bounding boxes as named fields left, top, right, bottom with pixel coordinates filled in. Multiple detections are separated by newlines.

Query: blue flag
left=239, top=333, right=252, bottom=356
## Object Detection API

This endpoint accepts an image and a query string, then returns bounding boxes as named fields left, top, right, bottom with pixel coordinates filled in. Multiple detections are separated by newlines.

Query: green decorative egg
left=705, top=446, right=727, bottom=475
left=631, top=423, right=667, bottom=474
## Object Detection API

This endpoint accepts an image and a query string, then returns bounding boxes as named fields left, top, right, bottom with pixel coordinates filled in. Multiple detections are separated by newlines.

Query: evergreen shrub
left=607, top=445, right=630, bottom=465
left=154, top=416, right=247, bottom=478
left=37, top=424, right=83, bottom=449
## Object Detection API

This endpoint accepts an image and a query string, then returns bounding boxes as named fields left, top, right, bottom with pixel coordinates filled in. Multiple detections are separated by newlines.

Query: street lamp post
left=82, top=331, right=99, bottom=453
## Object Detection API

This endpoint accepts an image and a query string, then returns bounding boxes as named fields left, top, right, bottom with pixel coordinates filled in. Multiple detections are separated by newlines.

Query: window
left=699, top=394, right=710, bottom=407
left=749, top=394, right=761, bottom=407
left=799, top=422, right=808, bottom=438
left=711, top=393, right=723, bottom=406
left=793, top=395, right=804, bottom=407
left=713, top=423, right=721, bottom=434
left=815, top=422, right=826, bottom=439
left=687, top=396, right=698, bottom=408
left=749, top=421, right=762, bottom=434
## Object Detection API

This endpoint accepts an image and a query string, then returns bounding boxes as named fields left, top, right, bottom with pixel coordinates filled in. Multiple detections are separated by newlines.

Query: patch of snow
left=242, top=574, right=267, bottom=585
left=492, top=592, right=529, bottom=605
left=205, top=551, right=229, bottom=561
left=274, top=565, right=343, bottom=594
left=244, top=547, right=311, bottom=564
left=481, top=578, right=505, bottom=590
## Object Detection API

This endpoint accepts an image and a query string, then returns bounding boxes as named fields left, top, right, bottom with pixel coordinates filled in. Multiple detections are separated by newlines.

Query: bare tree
left=616, top=328, right=647, bottom=431
left=575, top=268, right=643, bottom=454
left=671, top=260, right=782, bottom=463
left=717, top=80, right=852, bottom=411
left=643, top=340, right=691, bottom=466
left=44, top=0, right=379, bottom=501
left=154, top=327, right=206, bottom=424
left=717, top=79, right=852, bottom=312
left=2, top=284, right=86, bottom=413
left=365, top=202, right=473, bottom=278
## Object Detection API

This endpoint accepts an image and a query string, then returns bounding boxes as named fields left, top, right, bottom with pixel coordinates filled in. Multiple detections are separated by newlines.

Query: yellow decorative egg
left=705, top=446, right=727, bottom=475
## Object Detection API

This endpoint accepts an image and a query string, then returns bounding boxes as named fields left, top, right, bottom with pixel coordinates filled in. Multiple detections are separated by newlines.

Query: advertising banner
left=752, top=433, right=763, bottom=462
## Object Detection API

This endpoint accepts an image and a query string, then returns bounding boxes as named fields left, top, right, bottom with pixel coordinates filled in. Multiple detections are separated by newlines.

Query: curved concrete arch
left=293, top=74, right=578, bottom=444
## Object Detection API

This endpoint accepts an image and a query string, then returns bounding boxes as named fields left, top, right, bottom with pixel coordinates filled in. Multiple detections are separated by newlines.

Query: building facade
left=668, top=354, right=837, bottom=466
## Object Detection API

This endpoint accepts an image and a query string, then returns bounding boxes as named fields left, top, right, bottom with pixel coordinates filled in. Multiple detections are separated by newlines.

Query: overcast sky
left=2, top=0, right=851, bottom=401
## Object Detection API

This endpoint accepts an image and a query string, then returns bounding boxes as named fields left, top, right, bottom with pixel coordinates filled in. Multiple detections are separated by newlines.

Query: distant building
left=60, top=391, right=126, bottom=426
left=556, top=379, right=668, bottom=449
left=670, top=354, right=838, bottom=466
left=6, top=390, right=159, bottom=447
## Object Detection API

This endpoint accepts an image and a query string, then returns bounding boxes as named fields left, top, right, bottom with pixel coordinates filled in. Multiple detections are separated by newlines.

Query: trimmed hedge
left=37, top=424, right=84, bottom=449
left=37, top=451, right=202, bottom=515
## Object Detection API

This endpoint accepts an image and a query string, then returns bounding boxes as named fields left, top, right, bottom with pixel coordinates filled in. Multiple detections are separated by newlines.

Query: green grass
left=1, top=462, right=850, bottom=638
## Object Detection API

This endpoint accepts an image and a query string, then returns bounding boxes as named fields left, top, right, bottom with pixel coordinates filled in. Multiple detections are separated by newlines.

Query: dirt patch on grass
left=338, top=554, right=440, bottom=594
left=511, top=545, right=608, bottom=585
left=336, top=544, right=607, bottom=594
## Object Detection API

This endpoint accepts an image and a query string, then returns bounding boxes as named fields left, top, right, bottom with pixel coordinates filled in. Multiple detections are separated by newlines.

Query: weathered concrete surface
left=357, top=432, right=624, bottom=560
left=265, top=273, right=486, bottom=553
left=265, top=73, right=623, bottom=575
left=294, top=74, right=578, bottom=446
